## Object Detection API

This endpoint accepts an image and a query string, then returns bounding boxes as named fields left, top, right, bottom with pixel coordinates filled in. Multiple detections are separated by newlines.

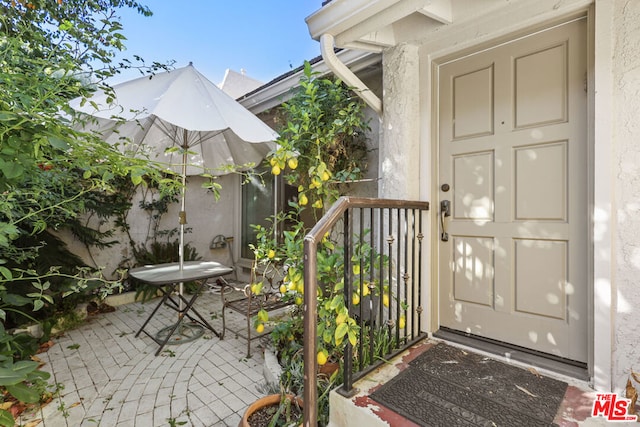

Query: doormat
left=370, top=343, right=567, bottom=426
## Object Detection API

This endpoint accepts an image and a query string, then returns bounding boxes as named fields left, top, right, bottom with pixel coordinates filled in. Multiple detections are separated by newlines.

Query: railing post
left=342, top=209, right=354, bottom=394
left=303, top=237, right=318, bottom=427
left=302, top=197, right=429, bottom=424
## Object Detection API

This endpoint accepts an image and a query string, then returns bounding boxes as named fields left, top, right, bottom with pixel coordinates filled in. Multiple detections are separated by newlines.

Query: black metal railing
left=303, top=197, right=429, bottom=426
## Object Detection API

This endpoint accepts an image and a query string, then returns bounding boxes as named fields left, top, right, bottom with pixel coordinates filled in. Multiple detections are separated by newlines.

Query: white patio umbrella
left=71, top=63, right=278, bottom=278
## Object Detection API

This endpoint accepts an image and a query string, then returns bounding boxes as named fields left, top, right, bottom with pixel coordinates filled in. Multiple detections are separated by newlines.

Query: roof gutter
left=320, top=33, right=382, bottom=116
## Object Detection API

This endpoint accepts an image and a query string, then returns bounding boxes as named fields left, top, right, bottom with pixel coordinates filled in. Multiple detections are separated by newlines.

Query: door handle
left=440, top=200, right=451, bottom=242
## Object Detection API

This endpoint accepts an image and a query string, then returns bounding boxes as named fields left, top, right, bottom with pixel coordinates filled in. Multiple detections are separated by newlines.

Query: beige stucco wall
left=373, top=0, right=639, bottom=392
left=59, top=174, right=238, bottom=281
left=380, top=43, right=421, bottom=201
left=610, top=0, right=640, bottom=393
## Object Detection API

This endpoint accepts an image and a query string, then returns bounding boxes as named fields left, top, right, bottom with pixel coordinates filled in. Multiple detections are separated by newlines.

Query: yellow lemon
left=271, top=165, right=281, bottom=176
left=317, top=351, right=328, bottom=366
left=398, top=316, right=406, bottom=329
left=258, top=309, right=269, bottom=322
left=267, top=249, right=276, bottom=259
left=288, top=157, right=298, bottom=170
left=321, top=171, right=331, bottom=181
left=299, top=194, right=308, bottom=206
left=352, top=293, right=360, bottom=306
left=256, top=323, right=265, bottom=333
left=288, top=281, right=297, bottom=291
left=297, top=281, right=304, bottom=294
left=383, top=294, right=390, bottom=308
left=312, top=199, right=323, bottom=209
left=362, top=283, right=370, bottom=296
left=279, top=284, right=287, bottom=294
left=269, top=157, right=278, bottom=167
left=295, top=296, right=303, bottom=305
left=352, top=264, right=360, bottom=275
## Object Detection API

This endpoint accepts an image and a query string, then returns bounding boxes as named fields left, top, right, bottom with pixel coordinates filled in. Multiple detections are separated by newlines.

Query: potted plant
left=239, top=393, right=303, bottom=427
left=240, top=355, right=305, bottom=427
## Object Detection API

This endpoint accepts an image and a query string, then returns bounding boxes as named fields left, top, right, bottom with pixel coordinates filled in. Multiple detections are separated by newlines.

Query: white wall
left=59, top=174, right=239, bottom=279
left=379, top=43, right=421, bottom=201
left=609, top=0, right=640, bottom=393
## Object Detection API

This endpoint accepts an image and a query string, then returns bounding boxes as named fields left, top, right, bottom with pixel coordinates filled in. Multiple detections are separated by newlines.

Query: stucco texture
left=612, top=0, right=640, bottom=392
left=60, top=175, right=237, bottom=280
left=380, top=43, right=421, bottom=201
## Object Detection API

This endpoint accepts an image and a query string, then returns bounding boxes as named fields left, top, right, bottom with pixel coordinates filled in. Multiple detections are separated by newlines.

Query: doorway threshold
left=433, top=327, right=589, bottom=381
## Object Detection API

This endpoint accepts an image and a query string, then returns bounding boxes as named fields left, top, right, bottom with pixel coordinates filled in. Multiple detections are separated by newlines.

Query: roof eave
left=238, top=49, right=381, bottom=115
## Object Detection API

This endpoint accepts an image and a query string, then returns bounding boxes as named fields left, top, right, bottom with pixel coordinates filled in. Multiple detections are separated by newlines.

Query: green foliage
left=268, top=61, right=370, bottom=213
left=0, top=1, right=180, bottom=422
left=249, top=62, right=371, bottom=426
left=269, top=311, right=303, bottom=367
left=252, top=62, right=371, bottom=352
left=0, top=324, right=51, bottom=427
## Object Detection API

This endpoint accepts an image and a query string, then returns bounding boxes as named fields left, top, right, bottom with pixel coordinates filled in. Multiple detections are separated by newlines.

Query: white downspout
left=320, top=34, right=382, bottom=116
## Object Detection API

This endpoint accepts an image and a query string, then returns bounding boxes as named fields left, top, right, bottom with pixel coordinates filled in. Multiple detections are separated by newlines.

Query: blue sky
left=111, top=1, right=322, bottom=85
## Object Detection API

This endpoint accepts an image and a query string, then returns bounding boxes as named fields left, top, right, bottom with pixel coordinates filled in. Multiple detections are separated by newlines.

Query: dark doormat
left=370, top=343, right=568, bottom=426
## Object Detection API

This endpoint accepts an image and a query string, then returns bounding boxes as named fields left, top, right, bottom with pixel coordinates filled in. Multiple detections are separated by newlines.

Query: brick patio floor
left=22, top=288, right=268, bottom=427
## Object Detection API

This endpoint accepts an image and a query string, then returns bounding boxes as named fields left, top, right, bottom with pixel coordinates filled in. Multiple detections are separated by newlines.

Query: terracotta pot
left=239, top=393, right=303, bottom=427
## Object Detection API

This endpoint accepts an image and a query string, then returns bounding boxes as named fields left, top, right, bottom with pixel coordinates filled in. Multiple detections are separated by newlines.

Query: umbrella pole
left=178, top=130, right=188, bottom=311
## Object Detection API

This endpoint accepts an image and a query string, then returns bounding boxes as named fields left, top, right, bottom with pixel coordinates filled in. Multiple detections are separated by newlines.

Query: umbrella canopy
left=71, top=63, right=278, bottom=273
left=71, top=63, right=278, bottom=176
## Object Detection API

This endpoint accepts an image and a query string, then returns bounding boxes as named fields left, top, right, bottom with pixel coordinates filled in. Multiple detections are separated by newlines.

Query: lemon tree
left=249, top=63, right=370, bottom=371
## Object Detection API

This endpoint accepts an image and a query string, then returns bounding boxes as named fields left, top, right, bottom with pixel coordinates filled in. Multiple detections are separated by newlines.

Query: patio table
left=129, top=261, right=233, bottom=355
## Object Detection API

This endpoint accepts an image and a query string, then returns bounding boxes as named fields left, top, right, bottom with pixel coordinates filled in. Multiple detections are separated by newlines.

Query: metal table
left=129, top=261, right=233, bottom=355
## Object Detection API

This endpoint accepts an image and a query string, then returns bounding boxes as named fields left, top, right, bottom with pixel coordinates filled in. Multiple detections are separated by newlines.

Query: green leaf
left=348, top=330, right=358, bottom=347
left=1, top=293, right=30, bottom=307
left=0, top=267, right=11, bottom=280
left=59, top=20, right=73, bottom=31
left=48, top=136, right=69, bottom=150
left=131, top=174, right=143, bottom=185
left=0, top=161, right=23, bottom=180
left=32, top=300, right=44, bottom=311
left=0, top=112, right=17, bottom=121
left=26, top=370, right=50, bottom=382
left=12, top=361, right=39, bottom=377
left=6, top=382, right=41, bottom=404
left=335, top=323, right=348, bottom=341
left=328, top=294, right=340, bottom=310
left=0, top=409, right=15, bottom=427
left=0, top=368, right=26, bottom=386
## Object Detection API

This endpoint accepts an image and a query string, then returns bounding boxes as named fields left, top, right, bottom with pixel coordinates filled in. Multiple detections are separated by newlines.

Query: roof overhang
left=306, top=0, right=453, bottom=52
left=238, top=49, right=381, bottom=114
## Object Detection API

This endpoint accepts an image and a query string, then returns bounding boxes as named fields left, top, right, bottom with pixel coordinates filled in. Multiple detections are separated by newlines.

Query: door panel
left=438, top=19, right=588, bottom=362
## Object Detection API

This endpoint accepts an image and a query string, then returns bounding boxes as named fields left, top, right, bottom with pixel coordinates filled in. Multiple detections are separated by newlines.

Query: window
left=241, top=168, right=275, bottom=260
left=241, top=167, right=297, bottom=260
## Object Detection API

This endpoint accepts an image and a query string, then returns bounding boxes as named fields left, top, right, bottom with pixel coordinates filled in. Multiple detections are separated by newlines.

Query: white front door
left=437, top=18, right=588, bottom=362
